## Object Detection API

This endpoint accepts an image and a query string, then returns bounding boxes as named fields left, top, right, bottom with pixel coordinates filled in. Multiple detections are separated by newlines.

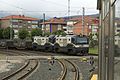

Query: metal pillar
left=82, top=7, right=85, bottom=35
left=10, top=15, right=13, bottom=40
left=98, top=10, right=102, bottom=80
left=107, top=1, right=115, bottom=80
left=43, top=13, right=45, bottom=35
left=68, top=0, right=70, bottom=17
left=98, top=0, right=106, bottom=80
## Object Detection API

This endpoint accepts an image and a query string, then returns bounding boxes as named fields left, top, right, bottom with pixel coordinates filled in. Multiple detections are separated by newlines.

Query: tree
left=44, top=32, right=51, bottom=36
left=0, top=28, right=3, bottom=39
left=2, top=27, right=14, bottom=39
left=18, top=28, right=29, bottom=39
left=88, top=33, right=98, bottom=48
left=52, top=30, right=66, bottom=36
left=31, top=28, right=42, bottom=37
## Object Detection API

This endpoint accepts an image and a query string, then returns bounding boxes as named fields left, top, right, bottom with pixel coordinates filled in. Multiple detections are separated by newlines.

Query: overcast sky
left=0, top=0, right=99, bottom=18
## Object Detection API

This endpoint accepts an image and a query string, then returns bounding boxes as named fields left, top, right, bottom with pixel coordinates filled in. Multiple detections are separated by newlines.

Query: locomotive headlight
left=82, top=45, right=89, bottom=47
left=75, top=45, right=82, bottom=47
left=76, top=45, right=89, bottom=47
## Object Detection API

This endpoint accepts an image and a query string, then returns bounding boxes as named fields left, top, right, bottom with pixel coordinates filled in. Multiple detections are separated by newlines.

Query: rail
left=2, top=59, right=38, bottom=80
left=57, top=59, right=79, bottom=80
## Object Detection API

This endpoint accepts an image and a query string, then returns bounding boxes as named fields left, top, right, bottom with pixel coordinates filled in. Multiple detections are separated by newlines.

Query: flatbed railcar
left=0, top=39, right=32, bottom=49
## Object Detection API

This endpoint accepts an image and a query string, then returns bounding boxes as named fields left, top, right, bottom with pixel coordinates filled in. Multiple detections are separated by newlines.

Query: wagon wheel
left=32, top=43, right=38, bottom=50
left=44, top=45, right=50, bottom=52
left=67, top=44, right=76, bottom=55
left=54, top=44, right=60, bottom=53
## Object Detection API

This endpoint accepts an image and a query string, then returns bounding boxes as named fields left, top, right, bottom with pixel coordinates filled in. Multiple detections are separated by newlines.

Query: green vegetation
left=88, top=33, right=98, bottom=48
left=52, top=30, right=66, bottom=36
left=18, top=28, right=29, bottom=39
left=2, top=27, right=14, bottom=39
left=31, top=28, right=43, bottom=38
left=89, top=47, right=98, bottom=55
left=0, top=28, right=3, bottom=39
left=44, top=32, right=51, bottom=36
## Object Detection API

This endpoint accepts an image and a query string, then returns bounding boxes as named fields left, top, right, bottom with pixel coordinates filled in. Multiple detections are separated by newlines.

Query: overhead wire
left=0, top=0, right=26, bottom=10
left=0, top=0, right=98, bottom=17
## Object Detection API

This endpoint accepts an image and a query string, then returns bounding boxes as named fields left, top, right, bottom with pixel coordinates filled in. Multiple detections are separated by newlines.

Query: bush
left=0, top=28, right=3, bottom=39
left=88, top=33, right=98, bottom=48
left=18, top=28, right=29, bottom=39
left=2, top=27, right=14, bottom=39
left=31, top=28, right=42, bottom=38
left=44, top=32, right=51, bottom=36
left=52, top=30, right=66, bottom=36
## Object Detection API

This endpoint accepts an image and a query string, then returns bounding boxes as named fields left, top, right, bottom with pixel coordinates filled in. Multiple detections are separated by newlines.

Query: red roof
left=73, top=16, right=99, bottom=25
left=0, top=15, right=39, bottom=21
left=40, top=18, right=66, bottom=24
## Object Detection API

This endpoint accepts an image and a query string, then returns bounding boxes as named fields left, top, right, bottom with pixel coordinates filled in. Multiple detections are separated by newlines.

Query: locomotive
left=32, top=35, right=89, bottom=55
left=32, top=35, right=55, bottom=52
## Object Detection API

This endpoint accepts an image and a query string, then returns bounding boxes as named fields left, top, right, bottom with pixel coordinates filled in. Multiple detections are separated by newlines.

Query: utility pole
left=82, top=7, right=85, bottom=35
left=67, top=0, right=70, bottom=34
left=43, top=13, right=45, bottom=36
left=10, top=15, right=13, bottom=40
left=68, top=0, right=70, bottom=17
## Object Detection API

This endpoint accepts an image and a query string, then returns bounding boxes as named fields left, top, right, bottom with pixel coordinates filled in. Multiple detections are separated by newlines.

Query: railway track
left=0, top=48, right=69, bottom=56
left=0, top=49, right=29, bottom=56
left=58, top=59, right=79, bottom=80
left=0, top=49, right=51, bottom=56
left=2, top=59, right=38, bottom=80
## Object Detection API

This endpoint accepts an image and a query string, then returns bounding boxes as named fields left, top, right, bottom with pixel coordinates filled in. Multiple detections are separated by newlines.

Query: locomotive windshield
left=76, top=37, right=88, bottom=44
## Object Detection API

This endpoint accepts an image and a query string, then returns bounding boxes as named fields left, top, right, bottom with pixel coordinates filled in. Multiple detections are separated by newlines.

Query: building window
left=58, top=25, right=61, bottom=30
left=19, top=26, right=22, bottom=28
left=46, top=24, right=50, bottom=31
left=32, top=25, right=38, bottom=28
left=14, top=29, right=18, bottom=33
left=32, top=21, right=38, bottom=24
left=13, top=25, right=18, bottom=28
left=12, top=20, right=18, bottom=22
left=28, top=21, right=31, bottom=23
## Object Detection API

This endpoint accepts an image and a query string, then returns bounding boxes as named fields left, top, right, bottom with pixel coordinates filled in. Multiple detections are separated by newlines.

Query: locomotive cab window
left=76, top=37, right=88, bottom=44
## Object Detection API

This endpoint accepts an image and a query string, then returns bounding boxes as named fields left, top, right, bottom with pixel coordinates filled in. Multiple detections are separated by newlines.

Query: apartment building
left=115, top=19, right=120, bottom=46
left=64, top=18, right=78, bottom=34
left=40, top=18, right=66, bottom=33
left=66, top=16, right=99, bottom=36
left=0, top=15, right=39, bottom=34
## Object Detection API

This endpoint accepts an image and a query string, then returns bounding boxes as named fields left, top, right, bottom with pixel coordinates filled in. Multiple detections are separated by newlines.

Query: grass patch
left=89, top=47, right=98, bottom=55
